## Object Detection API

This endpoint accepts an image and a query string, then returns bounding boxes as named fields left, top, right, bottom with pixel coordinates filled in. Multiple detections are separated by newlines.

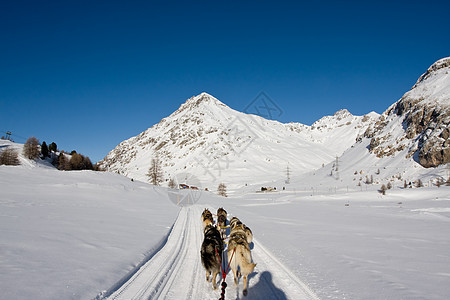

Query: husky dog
left=202, top=208, right=214, bottom=229
left=200, top=224, right=224, bottom=289
left=216, top=207, right=228, bottom=239
left=230, top=216, right=252, bottom=243
left=229, top=216, right=242, bottom=231
left=228, top=222, right=256, bottom=296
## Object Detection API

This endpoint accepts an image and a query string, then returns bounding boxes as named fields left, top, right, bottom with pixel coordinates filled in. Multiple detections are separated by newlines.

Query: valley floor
left=1, top=166, right=450, bottom=299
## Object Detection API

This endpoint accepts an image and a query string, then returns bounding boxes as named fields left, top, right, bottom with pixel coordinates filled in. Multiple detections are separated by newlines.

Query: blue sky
left=1, top=0, right=449, bottom=162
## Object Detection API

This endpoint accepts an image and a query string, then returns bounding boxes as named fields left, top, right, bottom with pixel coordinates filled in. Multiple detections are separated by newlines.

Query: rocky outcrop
left=417, top=110, right=450, bottom=168
left=364, top=57, right=450, bottom=168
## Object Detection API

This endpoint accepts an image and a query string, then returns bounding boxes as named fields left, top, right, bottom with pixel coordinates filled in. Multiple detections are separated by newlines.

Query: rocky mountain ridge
left=364, top=57, right=450, bottom=168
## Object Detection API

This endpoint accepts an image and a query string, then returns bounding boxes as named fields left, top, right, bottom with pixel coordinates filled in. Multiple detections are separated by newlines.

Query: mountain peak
left=333, top=109, right=352, bottom=118
left=413, top=57, right=450, bottom=88
left=186, top=92, right=222, bottom=105
left=176, top=92, right=229, bottom=114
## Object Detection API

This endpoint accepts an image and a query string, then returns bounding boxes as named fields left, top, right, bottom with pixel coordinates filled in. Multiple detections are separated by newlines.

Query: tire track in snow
left=106, top=205, right=319, bottom=299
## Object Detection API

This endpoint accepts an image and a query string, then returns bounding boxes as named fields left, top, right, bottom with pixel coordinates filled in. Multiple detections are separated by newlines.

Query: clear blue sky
left=1, top=0, right=449, bottom=162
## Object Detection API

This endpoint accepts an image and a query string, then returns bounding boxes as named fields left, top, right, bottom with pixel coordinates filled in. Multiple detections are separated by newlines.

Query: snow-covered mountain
left=98, top=58, right=449, bottom=191
left=281, top=58, right=450, bottom=194
left=97, top=93, right=378, bottom=190
left=364, top=57, right=450, bottom=168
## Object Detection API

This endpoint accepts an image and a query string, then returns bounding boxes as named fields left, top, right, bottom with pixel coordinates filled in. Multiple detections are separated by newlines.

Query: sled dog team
left=200, top=208, right=256, bottom=297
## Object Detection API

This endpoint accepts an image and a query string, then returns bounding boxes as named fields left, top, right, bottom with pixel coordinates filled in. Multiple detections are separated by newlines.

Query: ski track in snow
left=106, top=205, right=319, bottom=300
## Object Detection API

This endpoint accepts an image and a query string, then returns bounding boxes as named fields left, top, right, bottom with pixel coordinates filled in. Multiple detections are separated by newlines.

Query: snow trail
left=106, top=205, right=318, bottom=300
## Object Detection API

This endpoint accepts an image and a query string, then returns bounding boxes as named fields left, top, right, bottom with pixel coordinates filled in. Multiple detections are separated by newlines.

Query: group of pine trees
left=379, top=182, right=392, bottom=195
left=0, top=136, right=98, bottom=171
left=56, top=151, right=94, bottom=171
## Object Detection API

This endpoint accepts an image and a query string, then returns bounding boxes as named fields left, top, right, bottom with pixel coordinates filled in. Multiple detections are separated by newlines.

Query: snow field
left=1, top=163, right=450, bottom=299
left=106, top=205, right=319, bottom=300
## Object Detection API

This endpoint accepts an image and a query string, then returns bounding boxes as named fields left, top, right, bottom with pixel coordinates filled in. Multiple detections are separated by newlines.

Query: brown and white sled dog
left=216, top=207, right=227, bottom=239
left=201, top=208, right=214, bottom=229
left=229, top=216, right=241, bottom=231
left=200, top=224, right=224, bottom=289
left=230, top=216, right=252, bottom=244
left=228, top=222, right=256, bottom=296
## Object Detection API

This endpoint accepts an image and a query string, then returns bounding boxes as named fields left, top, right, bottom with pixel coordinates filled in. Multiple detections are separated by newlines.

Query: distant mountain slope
left=98, top=58, right=449, bottom=190
left=97, top=93, right=377, bottom=189
left=364, top=57, right=450, bottom=168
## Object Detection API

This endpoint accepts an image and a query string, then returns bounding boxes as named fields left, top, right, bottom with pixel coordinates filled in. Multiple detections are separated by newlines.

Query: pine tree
left=168, top=178, right=176, bottom=189
left=41, top=141, right=49, bottom=158
left=147, top=157, right=163, bottom=185
left=49, top=142, right=57, bottom=153
left=23, top=137, right=40, bottom=160
left=82, top=156, right=93, bottom=170
left=57, top=152, right=69, bottom=170
left=379, top=184, right=387, bottom=195
left=0, top=148, right=20, bottom=165
left=218, top=183, right=227, bottom=197
left=69, top=153, right=83, bottom=170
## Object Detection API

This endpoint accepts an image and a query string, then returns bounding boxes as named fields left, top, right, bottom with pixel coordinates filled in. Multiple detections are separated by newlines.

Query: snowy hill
left=98, top=58, right=449, bottom=193
left=364, top=57, right=450, bottom=168
left=2, top=162, right=450, bottom=299
left=97, top=93, right=378, bottom=190
left=281, top=58, right=450, bottom=195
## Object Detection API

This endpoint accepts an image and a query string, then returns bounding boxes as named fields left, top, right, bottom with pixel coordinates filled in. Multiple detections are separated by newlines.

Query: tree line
left=0, top=136, right=100, bottom=171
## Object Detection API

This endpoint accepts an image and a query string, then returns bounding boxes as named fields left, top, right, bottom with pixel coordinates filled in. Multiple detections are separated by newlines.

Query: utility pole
left=285, top=163, right=291, bottom=184
left=335, top=156, right=340, bottom=180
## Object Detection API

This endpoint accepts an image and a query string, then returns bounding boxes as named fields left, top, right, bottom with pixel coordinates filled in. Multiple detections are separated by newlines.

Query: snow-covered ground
left=0, top=164, right=179, bottom=300
left=1, top=161, right=450, bottom=299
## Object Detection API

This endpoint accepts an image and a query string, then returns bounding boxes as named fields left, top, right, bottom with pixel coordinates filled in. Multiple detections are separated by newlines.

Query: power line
left=0, top=130, right=28, bottom=142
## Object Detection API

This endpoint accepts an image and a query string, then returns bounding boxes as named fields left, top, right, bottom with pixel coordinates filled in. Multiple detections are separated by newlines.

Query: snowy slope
left=97, top=58, right=449, bottom=194
left=364, top=57, right=450, bottom=168
left=97, top=93, right=378, bottom=191
left=1, top=162, right=450, bottom=300
left=0, top=163, right=179, bottom=300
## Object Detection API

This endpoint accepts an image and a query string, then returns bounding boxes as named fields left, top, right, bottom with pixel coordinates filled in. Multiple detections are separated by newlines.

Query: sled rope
left=215, top=246, right=236, bottom=300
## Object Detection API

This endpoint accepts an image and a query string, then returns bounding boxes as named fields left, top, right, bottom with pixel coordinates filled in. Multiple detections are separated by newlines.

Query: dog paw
left=243, top=289, right=248, bottom=297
